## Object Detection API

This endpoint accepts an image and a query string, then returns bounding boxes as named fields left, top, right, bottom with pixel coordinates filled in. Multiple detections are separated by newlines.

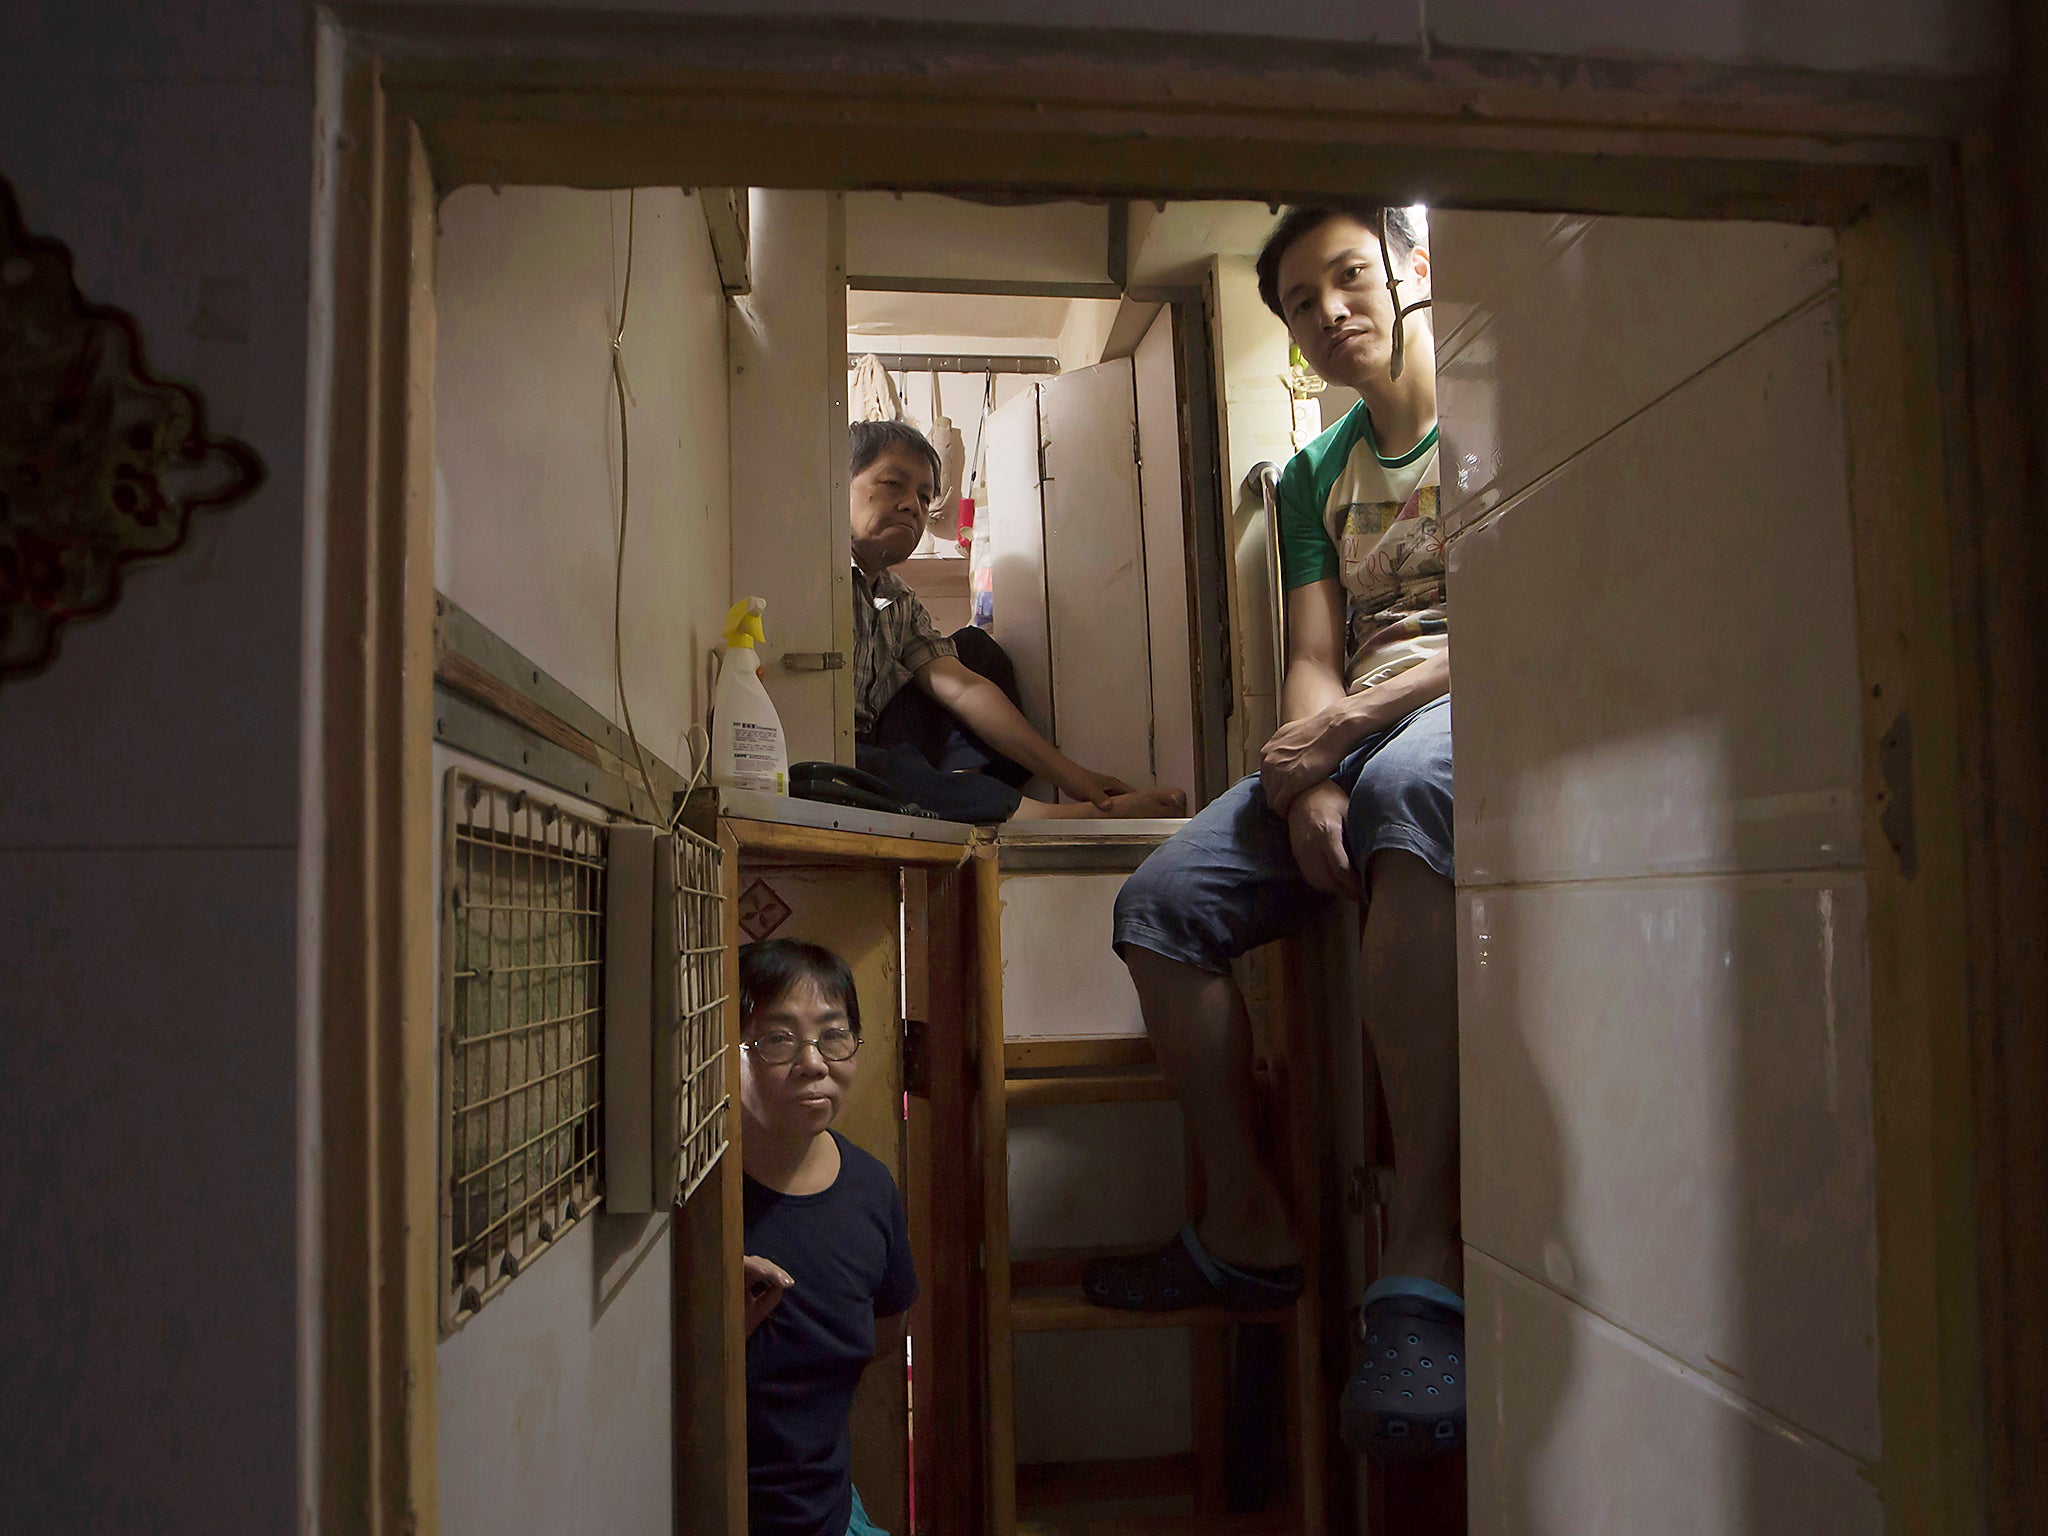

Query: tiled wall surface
left=1436, top=210, right=1879, bottom=1529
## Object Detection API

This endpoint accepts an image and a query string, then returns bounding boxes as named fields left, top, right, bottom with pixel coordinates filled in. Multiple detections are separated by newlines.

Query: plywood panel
left=1008, top=1102, right=1187, bottom=1253
left=1449, top=302, right=1863, bottom=885
left=1460, top=875, right=1878, bottom=1455
left=997, top=872, right=1146, bottom=1040
left=1466, top=1252, right=1881, bottom=1536
left=1012, top=1331, right=1195, bottom=1465
left=1134, top=308, right=1197, bottom=801
left=986, top=385, right=1055, bottom=746
left=1042, top=357, right=1154, bottom=790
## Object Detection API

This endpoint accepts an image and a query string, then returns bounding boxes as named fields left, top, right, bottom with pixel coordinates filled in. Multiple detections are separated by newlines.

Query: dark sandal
left=1081, top=1224, right=1305, bottom=1313
left=1340, top=1277, right=1466, bottom=1459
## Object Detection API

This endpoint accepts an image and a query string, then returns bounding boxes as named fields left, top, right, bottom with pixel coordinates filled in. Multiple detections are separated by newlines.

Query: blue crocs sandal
left=1082, top=1224, right=1305, bottom=1313
left=1340, top=1276, right=1466, bottom=1459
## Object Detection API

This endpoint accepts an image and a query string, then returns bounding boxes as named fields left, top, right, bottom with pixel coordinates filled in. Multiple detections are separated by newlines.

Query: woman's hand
left=743, top=1255, right=795, bottom=1336
left=1261, top=708, right=1348, bottom=814
left=1285, top=780, right=1360, bottom=899
left=1060, top=764, right=1136, bottom=811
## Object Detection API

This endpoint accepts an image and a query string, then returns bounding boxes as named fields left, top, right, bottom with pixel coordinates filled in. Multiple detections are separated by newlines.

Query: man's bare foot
left=1100, top=787, right=1187, bottom=818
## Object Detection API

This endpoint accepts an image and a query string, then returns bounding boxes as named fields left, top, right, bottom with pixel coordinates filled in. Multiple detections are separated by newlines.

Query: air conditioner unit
left=606, top=824, right=730, bottom=1213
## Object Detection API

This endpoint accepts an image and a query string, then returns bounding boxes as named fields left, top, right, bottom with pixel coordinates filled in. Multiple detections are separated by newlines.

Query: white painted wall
left=0, top=0, right=2005, bottom=1528
left=730, top=190, right=851, bottom=763
left=435, top=186, right=733, bottom=769
left=847, top=193, right=1111, bottom=286
left=428, top=743, right=678, bottom=1536
left=438, top=1211, right=675, bottom=1536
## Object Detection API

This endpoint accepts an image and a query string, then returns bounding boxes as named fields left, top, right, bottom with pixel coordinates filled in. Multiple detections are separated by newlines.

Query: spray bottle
left=710, top=597, right=789, bottom=795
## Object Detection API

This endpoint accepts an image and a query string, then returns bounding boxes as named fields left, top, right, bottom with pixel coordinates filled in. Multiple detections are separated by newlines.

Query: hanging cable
left=1376, top=207, right=1434, bottom=383
left=607, top=190, right=711, bottom=831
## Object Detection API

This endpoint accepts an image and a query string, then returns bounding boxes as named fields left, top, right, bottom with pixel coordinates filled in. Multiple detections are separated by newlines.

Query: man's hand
left=1060, top=764, right=1136, bottom=811
left=743, top=1255, right=794, bottom=1336
left=1286, top=781, right=1360, bottom=899
left=1260, top=708, right=1348, bottom=814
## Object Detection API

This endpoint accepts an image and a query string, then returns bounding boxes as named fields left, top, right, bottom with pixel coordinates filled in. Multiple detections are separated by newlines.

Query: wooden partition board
left=672, top=821, right=747, bottom=1536
left=736, top=860, right=909, bottom=1531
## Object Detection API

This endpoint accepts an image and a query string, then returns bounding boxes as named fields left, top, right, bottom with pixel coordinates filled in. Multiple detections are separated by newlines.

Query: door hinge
left=902, top=1015, right=930, bottom=1098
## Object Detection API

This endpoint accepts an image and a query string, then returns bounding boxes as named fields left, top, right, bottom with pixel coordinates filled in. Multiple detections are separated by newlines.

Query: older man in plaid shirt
left=848, top=419, right=1185, bottom=823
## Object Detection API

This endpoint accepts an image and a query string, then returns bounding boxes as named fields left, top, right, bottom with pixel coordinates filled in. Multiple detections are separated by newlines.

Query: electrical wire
left=607, top=189, right=710, bottom=833
left=1376, top=207, right=1434, bottom=383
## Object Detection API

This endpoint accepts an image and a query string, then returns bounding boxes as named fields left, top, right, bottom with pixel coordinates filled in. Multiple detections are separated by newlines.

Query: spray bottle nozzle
left=722, top=596, right=768, bottom=651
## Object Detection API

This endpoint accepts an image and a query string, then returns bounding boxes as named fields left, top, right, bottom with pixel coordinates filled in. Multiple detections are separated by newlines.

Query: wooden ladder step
left=1005, top=1072, right=1174, bottom=1107
left=1004, top=1035, right=1156, bottom=1072
left=1009, top=1287, right=1294, bottom=1333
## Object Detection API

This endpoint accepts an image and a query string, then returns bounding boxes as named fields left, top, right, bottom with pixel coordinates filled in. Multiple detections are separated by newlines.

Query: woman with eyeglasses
left=737, top=938, right=917, bottom=1536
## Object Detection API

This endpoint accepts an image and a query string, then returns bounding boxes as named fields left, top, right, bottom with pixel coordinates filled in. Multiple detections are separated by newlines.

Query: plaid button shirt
left=853, top=562, right=958, bottom=737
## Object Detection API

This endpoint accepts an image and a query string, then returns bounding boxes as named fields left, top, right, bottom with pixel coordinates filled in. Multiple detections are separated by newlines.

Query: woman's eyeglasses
left=742, top=1028, right=862, bottom=1066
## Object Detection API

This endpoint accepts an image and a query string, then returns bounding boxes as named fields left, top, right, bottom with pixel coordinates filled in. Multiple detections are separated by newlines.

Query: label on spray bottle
left=727, top=722, right=786, bottom=794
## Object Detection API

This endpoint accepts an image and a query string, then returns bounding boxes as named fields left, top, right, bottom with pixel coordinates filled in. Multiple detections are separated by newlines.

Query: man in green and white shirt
left=1276, top=380, right=1446, bottom=694
left=1089, top=206, right=1464, bottom=1460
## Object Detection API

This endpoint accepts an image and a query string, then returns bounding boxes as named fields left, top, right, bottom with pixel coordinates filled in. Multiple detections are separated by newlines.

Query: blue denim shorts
left=1112, top=696, right=1453, bottom=974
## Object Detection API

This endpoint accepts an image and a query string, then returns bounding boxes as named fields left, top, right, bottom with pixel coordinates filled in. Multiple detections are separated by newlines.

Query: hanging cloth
left=925, top=371, right=967, bottom=525
left=849, top=353, right=902, bottom=423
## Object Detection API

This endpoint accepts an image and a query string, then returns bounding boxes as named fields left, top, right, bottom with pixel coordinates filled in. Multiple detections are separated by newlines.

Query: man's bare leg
left=1124, top=946, right=1300, bottom=1270
left=1360, top=849, right=1461, bottom=1292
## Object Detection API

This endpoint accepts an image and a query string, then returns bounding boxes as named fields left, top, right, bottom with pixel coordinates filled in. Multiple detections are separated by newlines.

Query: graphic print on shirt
left=1334, top=481, right=1445, bottom=614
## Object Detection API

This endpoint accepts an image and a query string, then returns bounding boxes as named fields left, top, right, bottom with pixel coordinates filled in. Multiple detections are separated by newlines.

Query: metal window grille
left=668, top=828, right=729, bottom=1205
left=442, top=771, right=608, bottom=1327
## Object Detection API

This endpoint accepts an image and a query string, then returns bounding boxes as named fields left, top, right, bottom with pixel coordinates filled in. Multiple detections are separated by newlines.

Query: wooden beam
left=1009, top=1289, right=1292, bottom=1333
left=700, top=186, right=750, bottom=295
left=976, top=849, right=1018, bottom=1536
left=723, top=816, right=973, bottom=868
left=1003, top=1073, right=1173, bottom=1107
left=1005, top=1036, right=1156, bottom=1071
left=1839, top=184, right=1989, bottom=1536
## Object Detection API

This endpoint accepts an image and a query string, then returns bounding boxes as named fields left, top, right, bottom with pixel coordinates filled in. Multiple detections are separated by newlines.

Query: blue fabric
left=845, top=1485, right=888, bottom=1536
left=854, top=737, right=1024, bottom=824
left=1112, top=696, right=1454, bottom=974
left=855, top=624, right=1028, bottom=824
left=745, top=1134, right=919, bottom=1536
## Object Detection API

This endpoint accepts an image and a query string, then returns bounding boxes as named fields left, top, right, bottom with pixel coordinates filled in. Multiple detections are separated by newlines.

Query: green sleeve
left=1277, top=403, right=1357, bottom=593
left=1276, top=456, right=1336, bottom=591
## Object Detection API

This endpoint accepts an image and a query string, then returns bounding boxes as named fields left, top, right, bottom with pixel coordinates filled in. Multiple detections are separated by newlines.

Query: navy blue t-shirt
left=744, top=1132, right=918, bottom=1536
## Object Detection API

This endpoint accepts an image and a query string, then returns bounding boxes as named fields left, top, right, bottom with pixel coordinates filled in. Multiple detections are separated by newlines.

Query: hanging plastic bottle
left=710, top=597, right=789, bottom=795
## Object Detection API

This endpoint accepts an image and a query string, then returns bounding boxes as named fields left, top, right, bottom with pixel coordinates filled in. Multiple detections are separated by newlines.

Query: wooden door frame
left=307, top=7, right=2044, bottom=1533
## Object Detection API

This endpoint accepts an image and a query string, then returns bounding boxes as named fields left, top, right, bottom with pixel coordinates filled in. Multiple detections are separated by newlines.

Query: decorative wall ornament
left=0, top=176, right=264, bottom=683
